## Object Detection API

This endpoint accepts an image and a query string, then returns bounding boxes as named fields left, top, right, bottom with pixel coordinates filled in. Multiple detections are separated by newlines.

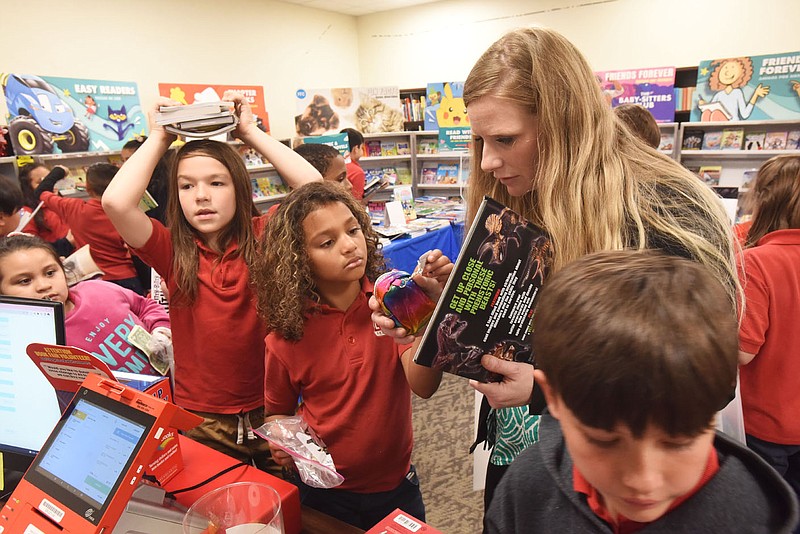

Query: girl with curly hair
left=252, top=181, right=450, bottom=530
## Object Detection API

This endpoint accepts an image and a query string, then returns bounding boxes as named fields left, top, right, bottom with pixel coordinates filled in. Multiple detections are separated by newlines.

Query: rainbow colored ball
left=374, top=270, right=436, bottom=335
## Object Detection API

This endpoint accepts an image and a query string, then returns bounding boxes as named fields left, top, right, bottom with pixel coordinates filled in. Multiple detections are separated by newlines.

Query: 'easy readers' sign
left=1, top=73, right=144, bottom=155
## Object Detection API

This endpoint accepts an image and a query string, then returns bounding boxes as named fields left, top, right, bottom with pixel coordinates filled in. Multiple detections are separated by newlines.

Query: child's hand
left=368, top=250, right=453, bottom=344
left=369, top=296, right=415, bottom=344
left=411, top=249, right=453, bottom=301
left=267, top=442, right=295, bottom=469
left=222, top=90, right=258, bottom=140
left=148, top=97, right=181, bottom=142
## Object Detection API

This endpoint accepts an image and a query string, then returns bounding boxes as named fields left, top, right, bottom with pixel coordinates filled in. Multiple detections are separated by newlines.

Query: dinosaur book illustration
left=414, top=196, right=552, bottom=383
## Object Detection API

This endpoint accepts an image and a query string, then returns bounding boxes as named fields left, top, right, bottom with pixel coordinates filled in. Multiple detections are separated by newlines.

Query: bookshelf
left=658, top=122, right=679, bottom=160
left=676, top=119, right=799, bottom=224
left=400, top=87, right=426, bottom=132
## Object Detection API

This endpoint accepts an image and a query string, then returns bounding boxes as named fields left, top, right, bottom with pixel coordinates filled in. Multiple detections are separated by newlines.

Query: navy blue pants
left=746, top=433, right=800, bottom=533
left=295, top=464, right=425, bottom=531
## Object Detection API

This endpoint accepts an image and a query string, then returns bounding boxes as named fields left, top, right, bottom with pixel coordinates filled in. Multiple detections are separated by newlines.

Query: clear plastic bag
left=254, top=416, right=345, bottom=489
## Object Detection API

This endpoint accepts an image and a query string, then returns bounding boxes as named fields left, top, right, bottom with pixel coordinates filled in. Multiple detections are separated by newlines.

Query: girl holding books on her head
left=370, top=27, right=740, bottom=512
left=102, top=91, right=322, bottom=472
left=252, top=181, right=451, bottom=530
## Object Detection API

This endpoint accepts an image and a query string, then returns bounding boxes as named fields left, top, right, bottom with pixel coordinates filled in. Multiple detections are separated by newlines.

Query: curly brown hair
left=252, top=181, right=385, bottom=340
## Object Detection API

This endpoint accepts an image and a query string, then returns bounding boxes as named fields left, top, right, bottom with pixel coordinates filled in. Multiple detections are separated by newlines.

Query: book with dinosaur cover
left=413, top=196, right=552, bottom=383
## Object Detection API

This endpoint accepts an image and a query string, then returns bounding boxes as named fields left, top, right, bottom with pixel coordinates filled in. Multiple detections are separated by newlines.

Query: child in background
left=294, top=143, right=352, bottom=195
left=738, top=155, right=800, bottom=512
left=613, top=103, right=661, bottom=149
left=485, top=250, right=798, bottom=533
left=102, top=91, right=321, bottom=471
left=18, top=163, right=73, bottom=256
left=34, top=163, right=144, bottom=294
left=0, top=234, right=171, bottom=376
left=0, top=175, right=23, bottom=237
left=341, top=127, right=366, bottom=199
left=252, top=181, right=450, bottom=530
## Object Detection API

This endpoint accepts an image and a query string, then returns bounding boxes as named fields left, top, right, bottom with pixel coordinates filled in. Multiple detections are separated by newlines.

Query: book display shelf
left=5, top=150, right=124, bottom=200
left=658, top=122, right=679, bottom=160
left=677, top=119, right=800, bottom=189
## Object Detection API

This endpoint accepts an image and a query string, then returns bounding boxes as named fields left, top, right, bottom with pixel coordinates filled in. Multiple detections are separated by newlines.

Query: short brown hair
left=86, top=163, right=119, bottom=197
left=614, top=104, right=661, bottom=149
left=534, top=250, right=737, bottom=437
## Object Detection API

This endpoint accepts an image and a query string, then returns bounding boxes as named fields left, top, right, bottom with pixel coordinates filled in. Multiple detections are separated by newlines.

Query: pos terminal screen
left=25, top=388, right=155, bottom=524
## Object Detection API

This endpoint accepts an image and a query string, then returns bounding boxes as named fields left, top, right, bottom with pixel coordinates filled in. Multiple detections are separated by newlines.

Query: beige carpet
left=412, top=373, right=484, bottom=533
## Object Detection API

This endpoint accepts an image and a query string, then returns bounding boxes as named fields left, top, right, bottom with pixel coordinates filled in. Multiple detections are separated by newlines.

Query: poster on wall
left=1, top=73, right=145, bottom=155
left=294, top=86, right=403, bottom=137
left=691, top=51, right=800, bottom=122
left=594, top=67, right=676, bottom=122
left=425, top=82, right=471, bottom=151
left=158, top=83, right=270, bottom=133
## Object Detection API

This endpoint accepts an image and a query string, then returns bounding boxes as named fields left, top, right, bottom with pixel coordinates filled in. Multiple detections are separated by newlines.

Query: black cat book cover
left=413, top=197, right=552, bottom=383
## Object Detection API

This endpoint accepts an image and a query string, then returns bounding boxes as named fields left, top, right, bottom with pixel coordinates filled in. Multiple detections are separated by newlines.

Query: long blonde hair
left=463, top=27, right=739, bottom=311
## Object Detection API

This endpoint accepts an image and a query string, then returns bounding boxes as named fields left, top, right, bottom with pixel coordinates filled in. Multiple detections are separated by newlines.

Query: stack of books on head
left=155, top=102, right=237, bottom=138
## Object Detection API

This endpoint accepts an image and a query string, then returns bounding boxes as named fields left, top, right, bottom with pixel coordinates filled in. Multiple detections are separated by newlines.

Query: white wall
left=2, top=0, right=361, bottom=139
left=3, top=0, right=799, bottom=138
left=356, top=0, right=800, bottom=87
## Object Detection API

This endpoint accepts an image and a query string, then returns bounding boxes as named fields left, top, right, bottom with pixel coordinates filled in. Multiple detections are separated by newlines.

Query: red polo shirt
left=264, top=281, right=413, bottom=493
left=133, top=217, right=268, bottom=413
left=739, top=229, right=800, bottom=443
left=41, top=192, right=136, bottom=281
left=346, top=161, right=366, bottom=199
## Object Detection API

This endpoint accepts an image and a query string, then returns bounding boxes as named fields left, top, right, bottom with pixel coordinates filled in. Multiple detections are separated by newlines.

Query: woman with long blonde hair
left=372, top=27, right=739, bottom=510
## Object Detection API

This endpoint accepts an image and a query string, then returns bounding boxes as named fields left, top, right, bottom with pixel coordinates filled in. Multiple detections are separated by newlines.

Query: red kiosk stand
left=1, top=373, right=202, bottom=533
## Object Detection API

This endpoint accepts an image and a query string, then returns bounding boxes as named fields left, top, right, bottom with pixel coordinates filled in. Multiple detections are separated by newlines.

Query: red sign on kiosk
left=0, top=373, right=202, bottom=534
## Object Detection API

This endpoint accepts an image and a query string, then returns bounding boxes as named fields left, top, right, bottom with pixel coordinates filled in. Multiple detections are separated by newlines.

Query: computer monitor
left=0, top=295, right=65, bottom=474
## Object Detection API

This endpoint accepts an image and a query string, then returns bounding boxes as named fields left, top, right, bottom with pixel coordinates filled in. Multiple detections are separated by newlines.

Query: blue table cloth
left=381, top=221, right=464, bottom=273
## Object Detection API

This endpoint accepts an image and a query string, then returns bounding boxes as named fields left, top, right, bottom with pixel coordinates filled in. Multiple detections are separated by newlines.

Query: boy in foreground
left=485, top=250, right=799, bottom=533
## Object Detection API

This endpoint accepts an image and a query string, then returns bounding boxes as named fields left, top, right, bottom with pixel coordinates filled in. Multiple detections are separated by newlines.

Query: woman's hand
left=470, top=356, right=535, bottom=409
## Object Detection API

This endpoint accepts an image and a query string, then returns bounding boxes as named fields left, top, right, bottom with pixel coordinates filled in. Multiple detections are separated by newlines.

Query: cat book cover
left=720, top=128, right=744, bottom=150
left=413, top=197, right=552, bottom=383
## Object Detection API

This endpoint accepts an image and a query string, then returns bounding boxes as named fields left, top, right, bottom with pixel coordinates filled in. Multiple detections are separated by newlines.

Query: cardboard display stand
left=0, top=373, right=202, bottom=534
